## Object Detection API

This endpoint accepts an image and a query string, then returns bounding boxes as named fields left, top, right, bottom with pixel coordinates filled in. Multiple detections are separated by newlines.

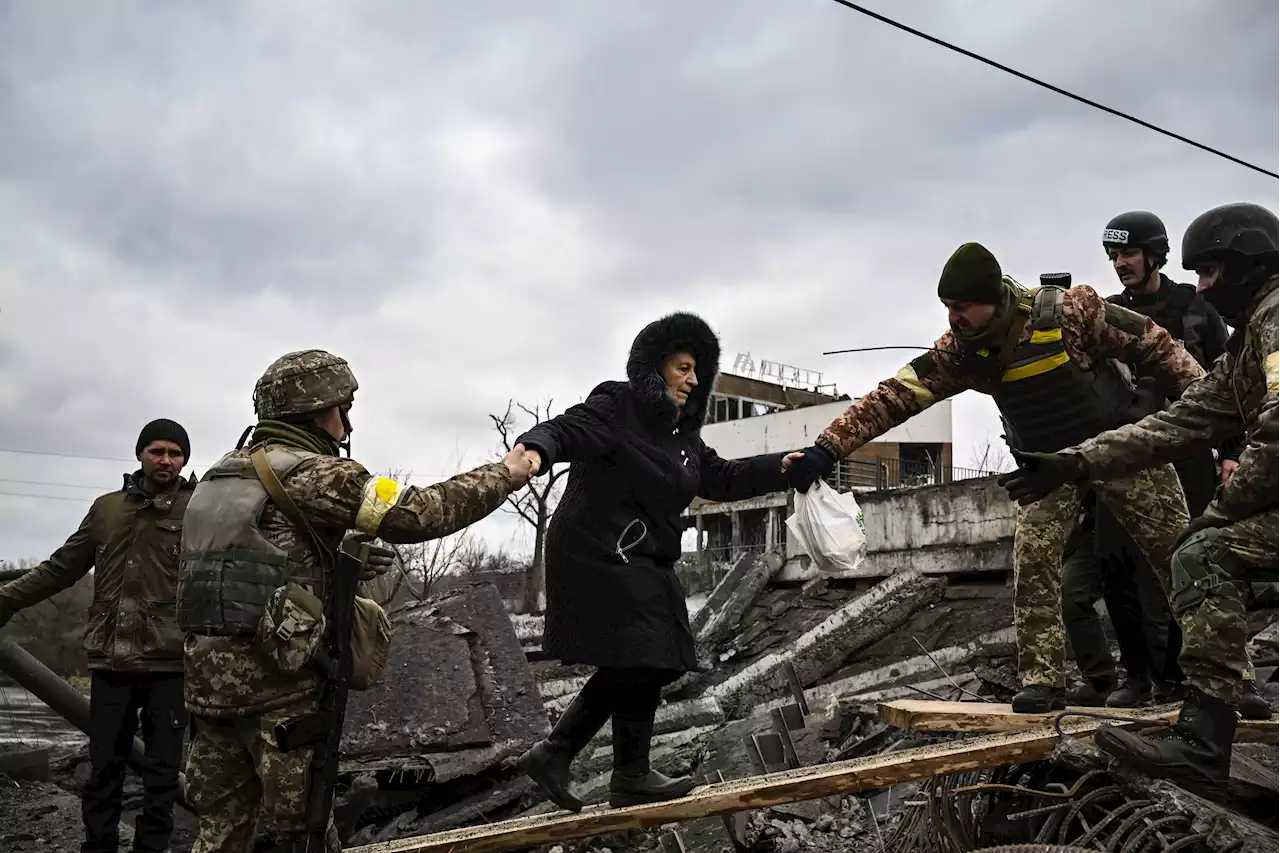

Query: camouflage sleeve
left=816, top=332, right=970, bottom=458
left=1070, top=285, right=1204, bottom=393
left=1070, top=353, right=1244, bottom=480
left=0, top=501, right=98, bottom=611
left=1205, top=299, right=1278, bottom=525
left=284, top=457, right=513, bottom=545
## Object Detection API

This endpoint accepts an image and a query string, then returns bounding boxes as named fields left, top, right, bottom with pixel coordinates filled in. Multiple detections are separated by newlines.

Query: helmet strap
left=338, top=407, right=353, bottom=458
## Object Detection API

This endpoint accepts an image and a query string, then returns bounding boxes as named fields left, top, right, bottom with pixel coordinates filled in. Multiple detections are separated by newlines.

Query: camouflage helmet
left=253, top=349, right=358, bottom=419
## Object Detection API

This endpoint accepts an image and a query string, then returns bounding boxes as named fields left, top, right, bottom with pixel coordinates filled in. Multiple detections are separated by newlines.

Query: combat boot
left=608, top=715, right=698, bottom=808
left=1106, top=678, right=1153, bottom=708
left=1012, top=684, right=1066, bottom=713
left=1066, top=676, right=1116, bottom=707
left=1238, top=680, right=1273, bottom=720
left=1094, top=686, right=1236, bottom=802
left=518, top=690, right=613, bottom=812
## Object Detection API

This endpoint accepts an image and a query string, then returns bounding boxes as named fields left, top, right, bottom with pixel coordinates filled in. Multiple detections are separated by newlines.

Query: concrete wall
left=699, top=398, right=952, bottom=459
left=853, top=475, right=1015, bottom=578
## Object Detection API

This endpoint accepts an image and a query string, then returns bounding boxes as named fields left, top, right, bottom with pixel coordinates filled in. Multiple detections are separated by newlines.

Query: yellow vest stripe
left=1030, top=328, right=1063, bottom=344
left=1002, top=351, right=1070, bottom=383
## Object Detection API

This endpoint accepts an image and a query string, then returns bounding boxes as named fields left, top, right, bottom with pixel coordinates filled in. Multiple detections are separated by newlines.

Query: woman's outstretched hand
left=780, top=451, right=806, bottom=473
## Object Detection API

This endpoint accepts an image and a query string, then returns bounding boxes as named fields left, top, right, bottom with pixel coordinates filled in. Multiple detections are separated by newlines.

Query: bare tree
left=971, top=432, right=1016, bottom=474
left=490, top=400, right=567, bottom=614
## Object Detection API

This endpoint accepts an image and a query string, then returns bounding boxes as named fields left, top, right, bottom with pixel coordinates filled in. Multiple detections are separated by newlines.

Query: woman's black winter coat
left=517, top=313, right=788, bottom=673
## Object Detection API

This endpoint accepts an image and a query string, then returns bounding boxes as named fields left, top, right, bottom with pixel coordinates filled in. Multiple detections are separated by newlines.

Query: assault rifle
left=271, top=541, right=369, bottom=851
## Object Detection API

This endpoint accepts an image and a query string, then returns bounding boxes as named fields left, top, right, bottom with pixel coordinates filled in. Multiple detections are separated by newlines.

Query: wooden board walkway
left=345, top=713, right=1146, bottom=853
left=878, top=699, right=1279, bottom=744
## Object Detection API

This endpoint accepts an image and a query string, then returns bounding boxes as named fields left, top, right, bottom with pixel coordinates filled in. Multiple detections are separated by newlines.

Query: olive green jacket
left=0, top=471, right=196, bottom=672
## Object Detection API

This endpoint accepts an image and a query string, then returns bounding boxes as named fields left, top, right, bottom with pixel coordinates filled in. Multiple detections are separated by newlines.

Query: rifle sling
left=250, top=447, right=333, bottom=574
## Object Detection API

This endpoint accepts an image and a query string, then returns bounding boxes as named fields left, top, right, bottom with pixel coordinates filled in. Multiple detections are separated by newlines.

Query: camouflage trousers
left=186, top=699, right=338, bottom=853
left=1014, top=464, right=1188, bottom=688
left=1172, top=510, right=1278, bottom=706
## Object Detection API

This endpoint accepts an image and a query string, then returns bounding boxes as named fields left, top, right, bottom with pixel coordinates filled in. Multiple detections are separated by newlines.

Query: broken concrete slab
left=343, top=582, right=548, bottom=761
left=537, top=675, right=590, bottom=701
left=755, top=627, right=1016, bottom=721
left=692, top=552, right=781, bottom=647
left=579, top=724, right=720, bottom=778
left=708, top=570, right=945, bottom=717
left=509, top=613, right=543, bottom=644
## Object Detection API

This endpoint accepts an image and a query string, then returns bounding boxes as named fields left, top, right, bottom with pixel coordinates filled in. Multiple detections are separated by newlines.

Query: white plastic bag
left=785, top=480, right=866, bottom=573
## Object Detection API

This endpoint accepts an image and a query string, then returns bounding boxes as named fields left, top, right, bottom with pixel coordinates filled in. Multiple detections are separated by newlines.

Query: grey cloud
left=0, top=0, right=1275, bottom=562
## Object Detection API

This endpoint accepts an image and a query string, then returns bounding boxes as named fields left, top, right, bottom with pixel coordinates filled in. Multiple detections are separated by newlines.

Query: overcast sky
left=1, top=0, right=1276, bottom=562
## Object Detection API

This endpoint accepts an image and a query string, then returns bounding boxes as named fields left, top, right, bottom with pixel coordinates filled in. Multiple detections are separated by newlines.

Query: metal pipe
left=0, top=636, right=190, bottom=809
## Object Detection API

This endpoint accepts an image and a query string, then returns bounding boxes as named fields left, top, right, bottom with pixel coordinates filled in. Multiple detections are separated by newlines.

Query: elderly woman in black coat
left=515, top=312, right=803, bottom=811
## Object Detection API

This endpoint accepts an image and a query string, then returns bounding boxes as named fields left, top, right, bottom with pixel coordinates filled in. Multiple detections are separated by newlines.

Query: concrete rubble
left=3, top=563, right=1276, bottom=853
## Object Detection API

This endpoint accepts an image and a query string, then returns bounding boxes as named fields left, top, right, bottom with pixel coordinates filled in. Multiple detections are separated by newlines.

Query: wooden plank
left=344, top=716, right=1133, bottom=853
left=878, top=699, right=1279, bottom=744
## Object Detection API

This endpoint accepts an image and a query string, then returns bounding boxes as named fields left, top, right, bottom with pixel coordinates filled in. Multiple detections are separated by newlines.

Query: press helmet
left=1102, top=211, right=1170, bottom=261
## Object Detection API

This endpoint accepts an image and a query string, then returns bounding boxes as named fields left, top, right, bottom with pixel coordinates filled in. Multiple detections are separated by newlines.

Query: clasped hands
left=502, top=443, right=542, bottom=488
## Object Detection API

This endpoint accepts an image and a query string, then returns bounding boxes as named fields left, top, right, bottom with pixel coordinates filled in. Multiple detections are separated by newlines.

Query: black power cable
left=826, top=0, right=1278, bottom=179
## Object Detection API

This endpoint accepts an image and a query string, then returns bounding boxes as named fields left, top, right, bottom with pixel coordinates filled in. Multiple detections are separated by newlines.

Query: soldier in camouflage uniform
left=785, top=242, right=1204, bottom=713
left=1000, top=202, right=1278, bottom=799
left=178, top=350, right=534, bottom=853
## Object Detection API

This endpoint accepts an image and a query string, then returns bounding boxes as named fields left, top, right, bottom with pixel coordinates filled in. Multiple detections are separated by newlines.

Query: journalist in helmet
left=999, top=202, right=1279, bottom=799
left=177, top=350, right=535, bottom=852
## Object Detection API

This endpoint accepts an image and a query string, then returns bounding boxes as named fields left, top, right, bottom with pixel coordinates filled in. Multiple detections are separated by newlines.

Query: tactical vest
left=1108, top=279, right=1195, bottom=352
left=972, top=287, right=1140, bottom=453
left=1108, top=280, right=1201, bottom=417
left=177, top=445, right=327, bottom=636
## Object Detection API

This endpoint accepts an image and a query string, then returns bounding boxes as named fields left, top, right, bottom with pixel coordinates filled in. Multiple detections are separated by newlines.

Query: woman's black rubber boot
left=518, top=691, right=611, bottom=812
left=608, top=715, right=698, bottom=808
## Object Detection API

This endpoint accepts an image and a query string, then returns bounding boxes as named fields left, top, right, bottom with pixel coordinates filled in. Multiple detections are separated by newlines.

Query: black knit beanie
left=136, top=419, right=191, bottom=460
left=938, top=242, right=1005, bottom=304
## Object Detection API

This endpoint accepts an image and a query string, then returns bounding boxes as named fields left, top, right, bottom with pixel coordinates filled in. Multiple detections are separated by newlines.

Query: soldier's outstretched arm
left=284, top=457, right=517, bottom=545
left=1068, top=354, right=1250, bottom=482
left=1073, top=285, right=1204, bottom=394
left=815, top=333, right=969, bottom=459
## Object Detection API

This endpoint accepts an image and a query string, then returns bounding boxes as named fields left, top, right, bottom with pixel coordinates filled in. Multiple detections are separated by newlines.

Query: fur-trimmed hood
left=625, top=311, right=720, bottom=430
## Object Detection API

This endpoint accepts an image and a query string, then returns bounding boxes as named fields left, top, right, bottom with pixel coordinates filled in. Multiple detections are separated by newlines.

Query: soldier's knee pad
left=1170, top=529, right=1242, bottom=616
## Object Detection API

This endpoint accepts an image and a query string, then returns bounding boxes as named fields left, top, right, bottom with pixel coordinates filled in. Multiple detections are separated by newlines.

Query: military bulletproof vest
left=177, top=445, right=326, bottom=636
left=1108, top=280, right=1200, bottom=416
left=974, top=287, right=1141, bottom=453
left=1109, top=281, right=1194, bottom=344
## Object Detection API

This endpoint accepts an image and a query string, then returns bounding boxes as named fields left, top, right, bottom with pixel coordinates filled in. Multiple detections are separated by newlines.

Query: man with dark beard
left=999, top=202, right=1278, bottom=799
left=0, top=420, right=196, bottom=853
left=784, top=242, right=1204, bottom=713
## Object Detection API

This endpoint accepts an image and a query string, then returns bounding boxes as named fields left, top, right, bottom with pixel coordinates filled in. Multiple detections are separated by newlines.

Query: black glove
left=1173, top=516, right=1219, bottom=552
left=997, top=450, right=1087, bottom=505
left=340, top=533, right=397, bottom=581
left=785, top=445, right=838, bottom=493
